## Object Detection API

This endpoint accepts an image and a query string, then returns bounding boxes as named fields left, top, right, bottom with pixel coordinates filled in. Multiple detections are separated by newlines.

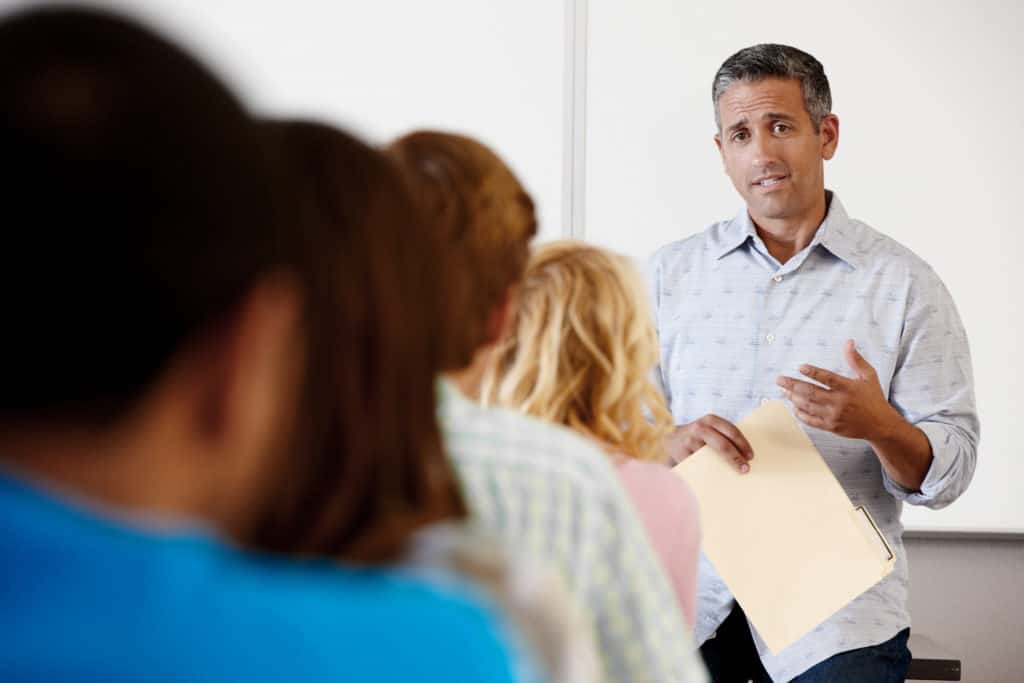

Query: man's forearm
left=869, top=412, right=933, bottom=491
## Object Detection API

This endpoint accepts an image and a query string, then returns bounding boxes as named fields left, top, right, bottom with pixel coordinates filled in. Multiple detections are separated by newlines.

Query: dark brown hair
left=246, top=121, right=466, bottom=563
left=0, top=7, right=285, bottom=424
left=386, top=132, right=538, bottom=371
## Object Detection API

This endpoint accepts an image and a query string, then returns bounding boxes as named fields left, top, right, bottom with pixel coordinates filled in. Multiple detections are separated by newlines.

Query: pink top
left=615, top=458, right=700, bottom=627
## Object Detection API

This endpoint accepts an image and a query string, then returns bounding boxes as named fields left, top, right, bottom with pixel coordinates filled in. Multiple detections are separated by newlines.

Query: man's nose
left=750, top=132, right=781, bottom=169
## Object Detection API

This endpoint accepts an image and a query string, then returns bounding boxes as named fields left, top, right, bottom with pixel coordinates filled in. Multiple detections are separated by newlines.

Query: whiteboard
left=583, top=0, right=1024, bottom=534
left=68, top=0, right=567, bottom=242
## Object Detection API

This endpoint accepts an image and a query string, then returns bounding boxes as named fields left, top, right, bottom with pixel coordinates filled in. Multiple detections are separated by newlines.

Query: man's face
left=714, top=78, right=838, bottom=223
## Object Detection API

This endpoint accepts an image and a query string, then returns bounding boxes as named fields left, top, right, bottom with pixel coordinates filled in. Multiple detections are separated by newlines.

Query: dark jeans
left=700, top=603, right=911, bottom=683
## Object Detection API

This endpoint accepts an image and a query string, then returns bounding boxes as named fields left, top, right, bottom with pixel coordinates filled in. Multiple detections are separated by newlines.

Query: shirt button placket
left=763, top=272, right=782, bottom=410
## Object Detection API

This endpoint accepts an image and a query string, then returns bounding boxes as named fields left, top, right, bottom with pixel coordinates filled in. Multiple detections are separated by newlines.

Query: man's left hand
left=776, top=339, right=900, bottom=441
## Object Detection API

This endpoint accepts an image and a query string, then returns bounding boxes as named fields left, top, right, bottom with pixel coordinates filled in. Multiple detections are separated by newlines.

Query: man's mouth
left=753, top=175, right=787, bottom=188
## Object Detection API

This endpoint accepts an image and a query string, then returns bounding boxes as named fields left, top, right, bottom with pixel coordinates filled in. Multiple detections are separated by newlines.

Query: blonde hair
left=482, top=241, right=673, bottom=462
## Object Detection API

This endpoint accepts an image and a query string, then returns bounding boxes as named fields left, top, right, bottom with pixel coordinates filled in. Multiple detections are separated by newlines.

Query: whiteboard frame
left=561, top=0, right=587, bottom=240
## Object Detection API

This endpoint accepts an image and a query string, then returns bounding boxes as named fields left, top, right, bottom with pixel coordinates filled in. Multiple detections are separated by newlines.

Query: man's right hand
left=664, top=414, right=754, bottom=473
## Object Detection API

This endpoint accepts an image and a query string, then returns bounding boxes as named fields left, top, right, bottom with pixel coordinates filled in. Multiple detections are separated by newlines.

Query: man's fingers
left=844, top=340, right=876, bottom=381
left=665, top=447, right=685, bottom=466
left=700, top=414, right=754, bottom=459
left=680, top=435, right=705, bottom=458
left=794, top=406, right=827, bottom=430
left=788, top=392, right=828, bottom=419
left=777, top=376, right=830, bottom=404
left=696, top=425, right=751, bottom=473
left=797, top=364, right=848, bottom=390
left=679, top=415, right=753, bottom=473
left=665, top=426, right=699, bottom=465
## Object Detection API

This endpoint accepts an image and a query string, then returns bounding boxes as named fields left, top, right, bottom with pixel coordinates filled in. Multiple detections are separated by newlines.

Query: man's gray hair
left=712, top=44, right=832, bottom=132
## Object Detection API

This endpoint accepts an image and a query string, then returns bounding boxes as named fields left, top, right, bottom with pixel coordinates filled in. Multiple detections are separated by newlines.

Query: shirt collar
left=437, top=375, right=459, bottom=408
left=437, top=375, right=472, bottom=416
left=713, top=191, right=861, bottom=269
left=811, top=193, right=861, bottom=269
left=710, top=208, right=758, bottom=261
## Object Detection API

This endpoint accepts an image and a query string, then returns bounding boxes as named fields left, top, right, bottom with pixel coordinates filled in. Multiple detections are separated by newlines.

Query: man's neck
left=750, top=192, right=830, bottom=265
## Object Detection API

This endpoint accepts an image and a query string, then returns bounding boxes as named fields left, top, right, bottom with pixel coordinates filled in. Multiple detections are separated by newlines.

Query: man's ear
left=820, top=113, right=840, bottom=161
left=198, top=273, right=305, bottom=475
left=484, top=285, right=519, bottom=348
left=714, top=132, right=725, bottom=167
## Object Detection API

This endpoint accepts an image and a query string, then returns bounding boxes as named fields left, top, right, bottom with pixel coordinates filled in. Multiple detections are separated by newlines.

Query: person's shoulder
left=444, top=398, right=621, bottom=488
left=219, top=549, right=490, bottom=623
left=0, top=480, right=520, bottom=683
left=616, top=458, right=699, bottom=520
left=201, top=551, right=520, bottom=681
left=649, top=218, right=733, bottom=270
left=440, top=390, right=635, bottom=504
left=844, top=216, right=946, bottom=289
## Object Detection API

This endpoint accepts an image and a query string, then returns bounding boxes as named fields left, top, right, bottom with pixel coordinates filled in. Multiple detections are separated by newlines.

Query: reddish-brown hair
left=387, top=131, right=537, bottom=370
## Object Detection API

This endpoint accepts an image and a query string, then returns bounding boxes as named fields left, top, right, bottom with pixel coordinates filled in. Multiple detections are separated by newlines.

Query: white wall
left=74, top=0, right=568, bottom=241
left=6, top=0, right=1019, bottom=533
left=584, top=0, right=1024, bottom=533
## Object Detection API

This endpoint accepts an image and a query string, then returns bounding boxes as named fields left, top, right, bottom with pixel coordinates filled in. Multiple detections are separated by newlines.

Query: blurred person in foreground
left=0, top=7, right=537, bottom=682
left=248, top=119, right=598, bottom=683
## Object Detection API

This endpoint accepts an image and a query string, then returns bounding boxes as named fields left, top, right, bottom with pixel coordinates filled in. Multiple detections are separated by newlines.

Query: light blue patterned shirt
left=648, top=192, right=979, bottom=681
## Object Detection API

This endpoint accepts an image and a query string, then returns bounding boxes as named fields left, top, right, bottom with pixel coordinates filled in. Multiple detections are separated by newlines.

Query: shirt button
left=773, top=274, right=783, bottom=283
left=760, top=397, right=770, bottom=406
left=765, top=333, right=776, bottom=344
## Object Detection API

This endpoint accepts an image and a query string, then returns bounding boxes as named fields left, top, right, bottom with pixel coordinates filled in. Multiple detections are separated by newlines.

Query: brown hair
left=0, top=7, right=286, bottom=424
left=386, top=131, right=537, bottom=370
left=482, top=242, right=674, bottom=462
left=246, top=120, right=465, bottom=563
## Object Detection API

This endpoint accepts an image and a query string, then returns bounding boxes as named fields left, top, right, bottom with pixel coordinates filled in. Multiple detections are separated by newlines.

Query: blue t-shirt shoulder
left=0, top=473, right=522, bottom=683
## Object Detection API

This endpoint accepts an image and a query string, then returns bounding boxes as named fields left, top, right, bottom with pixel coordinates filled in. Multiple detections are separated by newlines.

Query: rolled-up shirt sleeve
left=882, top=265, right=980, bottom=509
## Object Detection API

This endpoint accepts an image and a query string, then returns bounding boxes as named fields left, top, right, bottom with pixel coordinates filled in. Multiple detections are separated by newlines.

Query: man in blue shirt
left=0, top=8, right=530, bottom=682
left=652, top=44, right=979, bottom=681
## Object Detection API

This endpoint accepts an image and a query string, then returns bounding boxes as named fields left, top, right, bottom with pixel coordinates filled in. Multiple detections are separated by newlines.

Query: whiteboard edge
left=561, top=0, right=587, bottom=240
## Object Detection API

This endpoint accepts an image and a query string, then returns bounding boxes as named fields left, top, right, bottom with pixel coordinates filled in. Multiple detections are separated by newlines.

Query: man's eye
left=732, top=131, right=749, bottom=142
left=773, top=123, right=790, bottom=134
